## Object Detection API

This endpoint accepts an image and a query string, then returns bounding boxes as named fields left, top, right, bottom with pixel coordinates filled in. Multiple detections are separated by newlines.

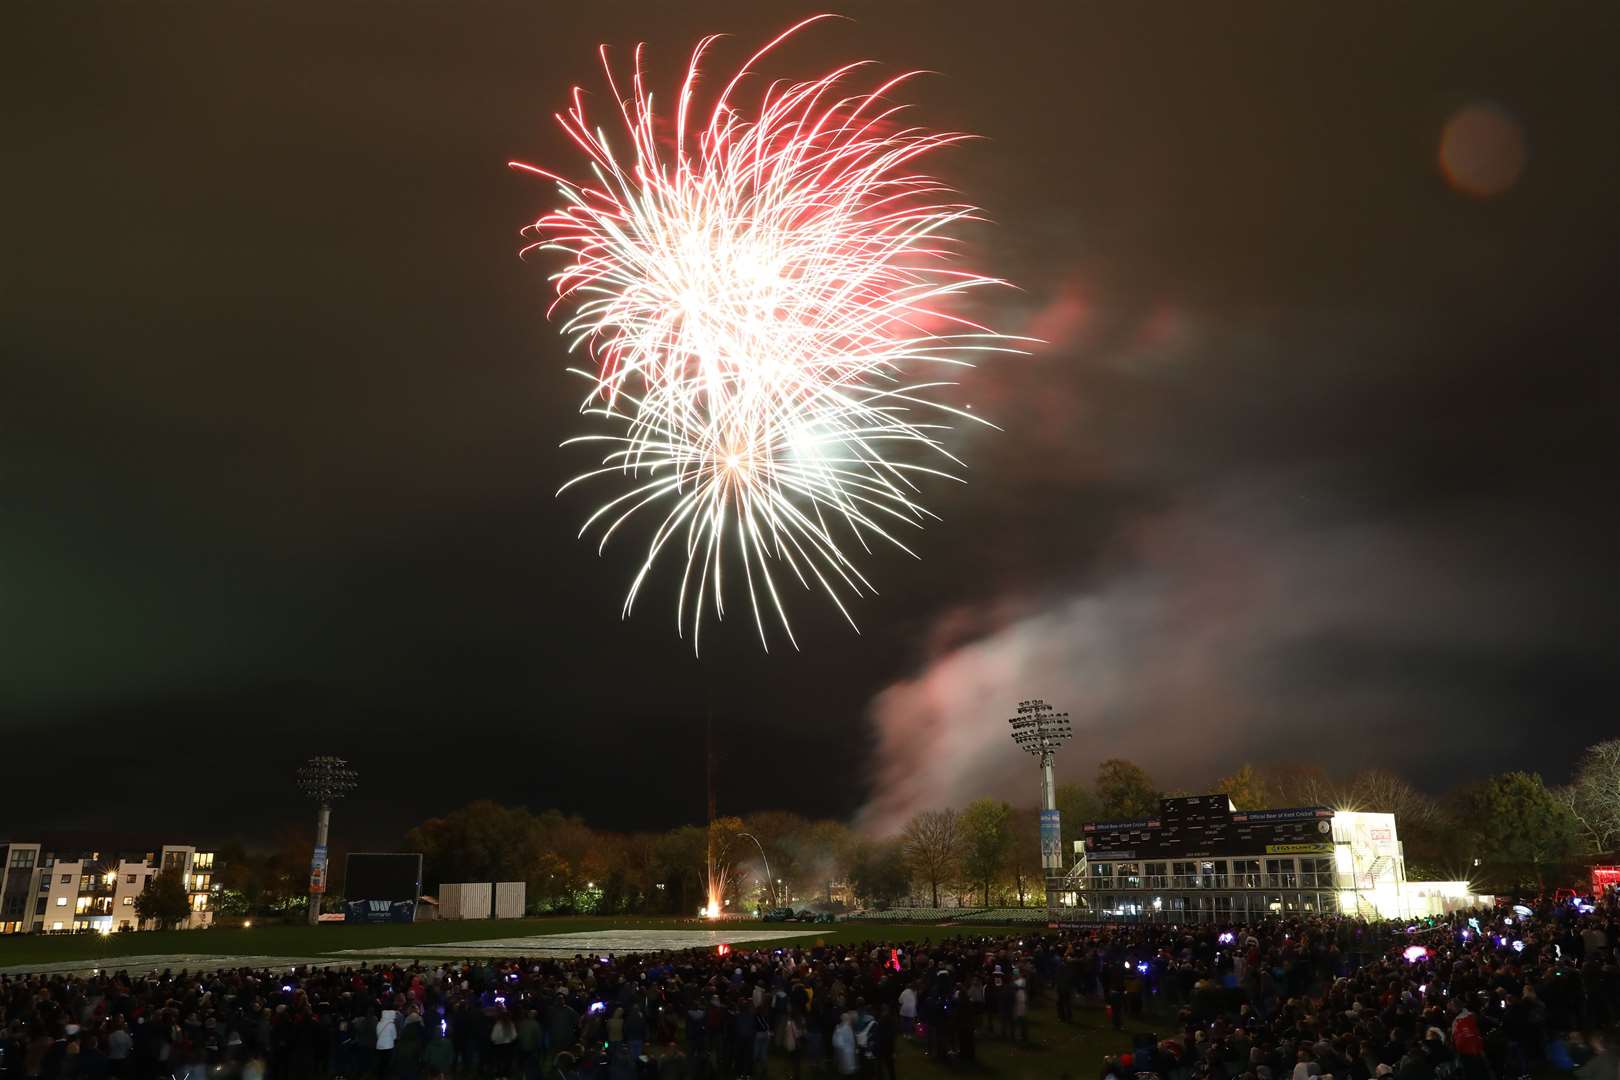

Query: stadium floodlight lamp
left=297, top=756, right=359, bottom=806
left=1007, top=699, right=1072, bottom=758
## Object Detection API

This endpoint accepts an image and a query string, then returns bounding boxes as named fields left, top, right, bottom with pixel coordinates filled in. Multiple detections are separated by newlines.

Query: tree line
left=210, top=738, right=1619, bottom=916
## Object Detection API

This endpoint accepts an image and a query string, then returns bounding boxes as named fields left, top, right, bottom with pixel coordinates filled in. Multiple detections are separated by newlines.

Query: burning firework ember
left=513, top=15, right=1021, bottom=649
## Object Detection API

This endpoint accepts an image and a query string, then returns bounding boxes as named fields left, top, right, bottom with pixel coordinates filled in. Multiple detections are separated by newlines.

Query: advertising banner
left=1084, top=819, right=1160, bottom=832
left=343, top=852, right=423, bottom=924
left=1231, top=807, right=1333, bottom=823
left=1040, top=809, right=1063, bottom=870
left=1264, top=843, right=1335, bottom=855
left=343, top=898, right=418, bottom=924
left=309, top=845, right=328, bottom=895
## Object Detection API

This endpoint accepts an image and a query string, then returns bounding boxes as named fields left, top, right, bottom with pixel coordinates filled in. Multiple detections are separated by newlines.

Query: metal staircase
left=1352, top=855, right=1392, bottom=918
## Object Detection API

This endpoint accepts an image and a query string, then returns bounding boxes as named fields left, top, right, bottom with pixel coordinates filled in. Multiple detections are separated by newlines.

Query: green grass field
left=0, top=916, right=1156, bottom=1078
left=0, top=915, right=1038, bottom=967
left=855, top=999, right=1151, bottom=1080
left=1, top=916, right=689, bottom=966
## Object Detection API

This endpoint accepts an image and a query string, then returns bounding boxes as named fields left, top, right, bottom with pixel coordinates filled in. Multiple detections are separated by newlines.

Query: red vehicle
left=1591, top=865, right=1620, bottom=897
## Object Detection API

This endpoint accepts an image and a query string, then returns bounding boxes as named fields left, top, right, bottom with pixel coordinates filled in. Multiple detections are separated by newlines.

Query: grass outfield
left=0, top=915, right=1042, bottom=968
left=882, top=1007, right=1154, bottom=1080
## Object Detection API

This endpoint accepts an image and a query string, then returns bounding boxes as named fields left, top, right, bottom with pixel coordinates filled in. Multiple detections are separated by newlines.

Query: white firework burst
left=512, top=16, right=1021, bottom=650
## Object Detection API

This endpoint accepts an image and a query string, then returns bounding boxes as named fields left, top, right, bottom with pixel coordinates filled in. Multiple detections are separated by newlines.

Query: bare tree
left=1008, top=806, right=1043, bottom=907
left=1562, top=739, right=1620, bottom=855
left=1257, top=764, right=1336, bottom=808
left=1344, top=769, right=1441, bottom=824
left=1257, top=765, right=1438, bottom=825
left=901, top=808, right=962, bottom=908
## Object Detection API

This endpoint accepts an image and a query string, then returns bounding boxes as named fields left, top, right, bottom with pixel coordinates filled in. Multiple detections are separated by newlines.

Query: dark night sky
left=4, top=2, right=1616, bottom=848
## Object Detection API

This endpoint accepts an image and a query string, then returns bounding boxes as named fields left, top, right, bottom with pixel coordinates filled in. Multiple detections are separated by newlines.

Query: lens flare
left=512, top=15, right=1021, bottom=650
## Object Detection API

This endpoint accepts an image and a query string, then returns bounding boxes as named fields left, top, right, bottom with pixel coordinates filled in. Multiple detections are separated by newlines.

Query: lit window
left=127, top=875, right=136, bottom=884
left=52, top=921, right=64, bottom=930
left=122, top=897, right=133, bottom=906
left=55, top=897, right=67, bottom=907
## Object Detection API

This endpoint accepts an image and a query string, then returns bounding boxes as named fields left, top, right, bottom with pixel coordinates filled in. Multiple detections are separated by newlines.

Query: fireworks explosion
left=513, top=15, right=1019, bottom=650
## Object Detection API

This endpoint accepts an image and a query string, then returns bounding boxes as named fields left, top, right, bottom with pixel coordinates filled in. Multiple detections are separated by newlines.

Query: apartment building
left=0, top=840, right=217, bottom=934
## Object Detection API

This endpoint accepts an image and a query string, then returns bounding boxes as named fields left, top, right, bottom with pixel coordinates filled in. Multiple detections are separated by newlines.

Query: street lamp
left=1008, top=699, right=1072, bottom=919
left=737, top=832, right=774, bottom=908
left=296, top=756, right=358, bottom=926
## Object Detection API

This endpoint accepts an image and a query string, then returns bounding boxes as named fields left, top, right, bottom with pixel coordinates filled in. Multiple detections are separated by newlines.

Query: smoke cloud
left=857, top=468, right=1608, bottom=835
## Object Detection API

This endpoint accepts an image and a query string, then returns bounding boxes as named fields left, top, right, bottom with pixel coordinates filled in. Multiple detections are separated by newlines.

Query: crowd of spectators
left=1087, top=897, right=1620, bottom=1080
left=1, top=895, right=1616, bottom=1080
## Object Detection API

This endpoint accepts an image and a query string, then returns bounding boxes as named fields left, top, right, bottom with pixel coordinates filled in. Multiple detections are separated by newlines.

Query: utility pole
left=706, top=712, right=717, bottom=827
left=704, top=713, right=720, bottom=917
left=296, top=756, right=358, bottom=926
left=1008, top=700, right=1072, bottom=921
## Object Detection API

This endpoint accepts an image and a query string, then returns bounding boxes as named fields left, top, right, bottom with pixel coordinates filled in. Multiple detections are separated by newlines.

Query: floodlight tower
left=1008, top=699, right=1072, bottom=918
left=296, top=755, right=358, bottom=926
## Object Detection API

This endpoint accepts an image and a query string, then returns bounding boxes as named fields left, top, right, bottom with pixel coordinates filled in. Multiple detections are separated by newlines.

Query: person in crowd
left=421, top=1023, right=453, bottom=1080
left=872, top=1003, right=898, bottom=1080
left=780, top=1008, right=804, bottom=1080
left=487, top=1007, right=516, bottom=1080
left=395, top=1005, right=425, bottom=1080
left=2, top=895, right=1618, bottom=1080
left=895, top=983, right=916, bottom=1038
left=104, top=1021, right=131, bottom=1079
left=374, top=1002, right=398, bottom=1079
left=830, top=1011, right=857, bottom=1077
left=514, top=1008, right=541, bottom=1080
left=750, top=1002, right=771, bottom=1080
